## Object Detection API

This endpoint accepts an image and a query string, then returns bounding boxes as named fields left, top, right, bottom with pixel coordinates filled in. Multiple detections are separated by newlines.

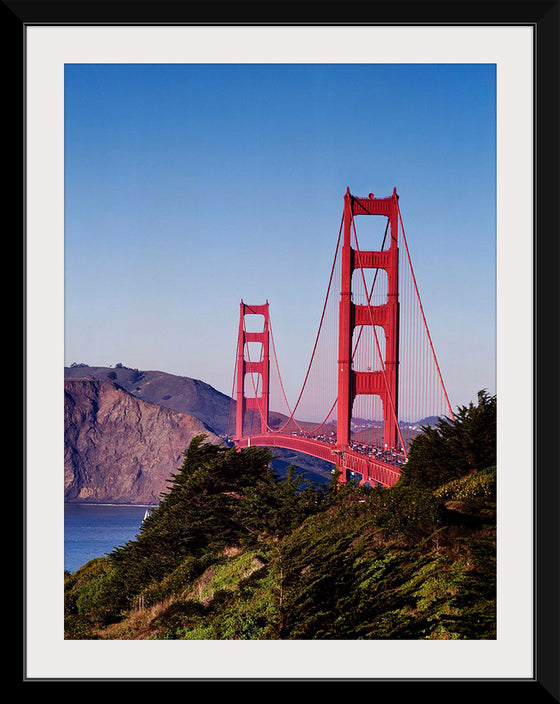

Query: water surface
left=64, top=503, right=154, bottom=574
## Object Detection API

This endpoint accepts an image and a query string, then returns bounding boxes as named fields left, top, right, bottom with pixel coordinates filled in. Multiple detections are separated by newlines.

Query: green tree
left=104, top=437, right=273, bottom=607
left=235, top=465, right=327, bottom=542
left=84, top=436, right=327, bottom=617
left=398, top=389, right=496, bottom=490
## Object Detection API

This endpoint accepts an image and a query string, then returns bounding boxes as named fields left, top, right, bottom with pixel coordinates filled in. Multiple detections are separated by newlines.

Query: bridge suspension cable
left=397, top=202, right=455, bottom=421
left=267, top=214, right=343, bottom=433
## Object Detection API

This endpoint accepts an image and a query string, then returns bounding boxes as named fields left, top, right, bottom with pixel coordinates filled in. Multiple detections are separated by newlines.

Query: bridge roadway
left=234, top=433, right=402, bottom=488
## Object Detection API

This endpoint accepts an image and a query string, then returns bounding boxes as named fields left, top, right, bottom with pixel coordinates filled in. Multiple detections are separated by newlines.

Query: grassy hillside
left=64, top=391, right=496, bottom=641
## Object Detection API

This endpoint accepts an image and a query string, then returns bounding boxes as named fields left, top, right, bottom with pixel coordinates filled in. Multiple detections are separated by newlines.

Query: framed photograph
left=18, top=1, right=558, bottom=693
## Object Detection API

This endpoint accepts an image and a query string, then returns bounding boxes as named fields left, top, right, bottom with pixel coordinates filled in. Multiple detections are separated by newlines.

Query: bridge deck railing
left=234, top=433, right=402, bottom=488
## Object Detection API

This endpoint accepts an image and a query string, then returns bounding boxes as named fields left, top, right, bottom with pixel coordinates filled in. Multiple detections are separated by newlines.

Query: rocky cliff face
left=64, top=365, right=233, bottom=435
left=64, top=379, right=222, bottom=504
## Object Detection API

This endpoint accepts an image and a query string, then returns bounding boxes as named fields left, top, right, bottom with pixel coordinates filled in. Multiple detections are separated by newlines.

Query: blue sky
left=64, top=63, right=496, bottom=414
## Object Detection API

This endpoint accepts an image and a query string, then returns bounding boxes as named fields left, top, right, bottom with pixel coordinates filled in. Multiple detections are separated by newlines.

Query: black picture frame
left=15, top=1, right=558, bottom=697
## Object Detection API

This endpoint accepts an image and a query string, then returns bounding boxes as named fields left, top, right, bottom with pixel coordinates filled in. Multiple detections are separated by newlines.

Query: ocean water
left=64, top=503, right=155, bottom=574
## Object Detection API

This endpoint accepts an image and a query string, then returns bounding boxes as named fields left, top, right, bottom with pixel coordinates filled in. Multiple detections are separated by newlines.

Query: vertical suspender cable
left=247, top=216, right=344, bottom=435
left=352, top=217, right=407, bottom=456
left=397, top=203, right=455, bottom=421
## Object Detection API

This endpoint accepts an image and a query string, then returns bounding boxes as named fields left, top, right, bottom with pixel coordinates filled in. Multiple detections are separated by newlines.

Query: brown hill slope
left=64, top=364, right=233, bottom=436
left=64, top=364, right=335, bottom=484
left=63, top=364, right=320, bottom=438
left=64, top=378, right=222, bottom=504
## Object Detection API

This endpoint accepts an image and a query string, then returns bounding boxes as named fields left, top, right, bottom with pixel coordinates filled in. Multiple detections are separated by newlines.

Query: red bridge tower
left=337, top=187, right=400, bottom=451
left=235, top=300, right=270, bottom=439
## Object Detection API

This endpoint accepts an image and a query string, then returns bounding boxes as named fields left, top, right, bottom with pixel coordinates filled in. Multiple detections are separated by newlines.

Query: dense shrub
left=398, top=390, right=496, bottom=490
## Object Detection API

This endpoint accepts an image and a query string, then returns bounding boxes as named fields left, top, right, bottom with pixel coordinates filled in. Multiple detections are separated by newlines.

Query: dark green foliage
left=235, top=464, right=328, bottom=542
left=136, top=555, right=207, bottom=609
left=150, top=600, right=208, bottom=639
left=277, top=501, right=369, bottom=639
left=103, top=437, right=276, bottom=609
left=437, top=537, right=496, bottom=639
left=65, top=391, right=496, bottom=640
left=64, top=558, right=120, bottom=635
left=366, top=483, right=441, bottom=540
left=399, top=389, right=496, bottom=490
left=65, top=436, right=328, bottom=627
left=275, top=465, right=496, bottom=640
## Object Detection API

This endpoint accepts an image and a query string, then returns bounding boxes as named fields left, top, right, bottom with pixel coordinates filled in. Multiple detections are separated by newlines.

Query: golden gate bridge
left=227, top=187, right=454, bottom=487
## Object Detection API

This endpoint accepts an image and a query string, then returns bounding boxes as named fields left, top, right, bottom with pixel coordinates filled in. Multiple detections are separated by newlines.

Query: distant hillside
left=64, top=365, right=335, bottom=487
left=64, top=364, right=320, bottom=439
left=65, top=364, right=233, bottom=436
left=64, top=378, right=222, bottom=504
